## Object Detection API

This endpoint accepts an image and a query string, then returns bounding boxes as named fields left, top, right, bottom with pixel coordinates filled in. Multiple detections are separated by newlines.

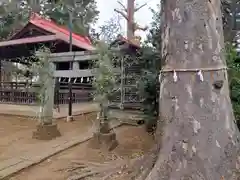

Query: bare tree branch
left=134, top=2, right=147, bottom=12
left=117, top=1, right=127, bottom=12
left=114, top=9, right=128, bottom=20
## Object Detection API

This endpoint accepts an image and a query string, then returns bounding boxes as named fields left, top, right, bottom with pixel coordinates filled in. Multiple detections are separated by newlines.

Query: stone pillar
left=33, top=59, right=61, bottom=140
left=42, top=62, right=55, bottom=124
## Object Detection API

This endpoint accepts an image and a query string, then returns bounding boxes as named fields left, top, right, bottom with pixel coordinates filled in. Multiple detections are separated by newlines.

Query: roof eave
left=0, top=35, right=58, bottom=47
left=56, top=34, right=95, bottom=51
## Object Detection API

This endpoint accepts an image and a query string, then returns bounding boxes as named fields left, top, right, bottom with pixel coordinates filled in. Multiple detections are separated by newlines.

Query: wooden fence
left=0, top=82, right=93, bottom=105
left=55, top=81, right=93, bottom=105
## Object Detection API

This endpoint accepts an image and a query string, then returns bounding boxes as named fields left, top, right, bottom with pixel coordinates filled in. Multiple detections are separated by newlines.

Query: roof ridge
left=30, top=13, right=92, bottom=45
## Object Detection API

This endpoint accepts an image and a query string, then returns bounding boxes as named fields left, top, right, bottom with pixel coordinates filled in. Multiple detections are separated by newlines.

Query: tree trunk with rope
left=135, top=0, right=240, bottom=179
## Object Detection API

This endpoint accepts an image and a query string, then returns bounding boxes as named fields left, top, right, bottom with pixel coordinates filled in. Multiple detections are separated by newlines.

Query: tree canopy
left=0, top=0, right=99, bottom=39
left=222, top=0, right=240, bottom=42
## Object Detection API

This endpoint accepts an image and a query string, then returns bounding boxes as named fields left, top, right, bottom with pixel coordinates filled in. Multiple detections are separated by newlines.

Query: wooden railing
left=0, top=82, right=93, bottom=105
left=0, top=81, right=142, bottom=109
left=55, top=82, right=93, bottom=105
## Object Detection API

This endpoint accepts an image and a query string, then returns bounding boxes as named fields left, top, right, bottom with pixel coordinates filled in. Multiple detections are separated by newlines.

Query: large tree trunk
left=140, top=0, right=240, bottom=179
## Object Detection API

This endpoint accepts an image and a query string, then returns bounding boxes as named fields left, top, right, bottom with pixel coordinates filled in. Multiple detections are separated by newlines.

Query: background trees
left=226, top=44, right=240, bottom=129
left=221, top=0, right=240, bottom=129
left=0, top=0, right=99, bottom=39
left=137, top=4, right=161, bottom=132
left=44, top=0, right=99, bottom=36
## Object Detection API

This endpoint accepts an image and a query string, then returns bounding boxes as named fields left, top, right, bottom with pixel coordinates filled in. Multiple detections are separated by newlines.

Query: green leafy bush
left=226, top=43, right=240, bottom=129
left=137, top=47, right=160, bottom=132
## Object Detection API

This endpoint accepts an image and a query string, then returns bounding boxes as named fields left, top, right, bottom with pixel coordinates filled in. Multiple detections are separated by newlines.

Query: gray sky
left=96, top=0, right=158, bottom=39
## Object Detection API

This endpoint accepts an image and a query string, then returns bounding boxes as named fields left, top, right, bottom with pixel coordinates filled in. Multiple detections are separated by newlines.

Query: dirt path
left=10, top=126, right=154, bottom=180
left=0, top=113, right=96, bottom=161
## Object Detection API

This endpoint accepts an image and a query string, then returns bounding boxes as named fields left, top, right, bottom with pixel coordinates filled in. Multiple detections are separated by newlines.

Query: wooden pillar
left=67, top=80, right=73, bottom=122
left=0, top=59, right=2, bottom=102
left=0, top=59, right=2, bottom=85
left=54, top=77, right=60, bottom=112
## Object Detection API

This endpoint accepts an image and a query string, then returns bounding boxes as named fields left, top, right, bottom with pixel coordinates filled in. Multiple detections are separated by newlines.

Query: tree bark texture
left=143, top=0, right=240, bottom=179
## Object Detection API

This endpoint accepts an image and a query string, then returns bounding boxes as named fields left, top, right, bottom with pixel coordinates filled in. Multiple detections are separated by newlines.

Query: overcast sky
left=96, top=0, right=158, bottom=39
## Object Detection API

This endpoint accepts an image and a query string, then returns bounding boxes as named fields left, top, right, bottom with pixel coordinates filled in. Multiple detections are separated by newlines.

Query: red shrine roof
left=29, top=13, right=94, bottom=50
left=1, top=13, right=95, bottom=51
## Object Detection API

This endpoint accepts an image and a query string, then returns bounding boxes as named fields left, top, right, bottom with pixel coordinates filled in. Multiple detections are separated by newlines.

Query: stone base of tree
left=145, top=118, right=157, bottom=133
left=99, top=121, right=111, bottom=134
left=32, top=123, right=61, bottom=140
left=88, top=131, right=118, bottom=151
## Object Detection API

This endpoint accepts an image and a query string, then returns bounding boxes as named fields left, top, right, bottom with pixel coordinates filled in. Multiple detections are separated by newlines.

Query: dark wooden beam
left=0, top=35, right=58, bottom=47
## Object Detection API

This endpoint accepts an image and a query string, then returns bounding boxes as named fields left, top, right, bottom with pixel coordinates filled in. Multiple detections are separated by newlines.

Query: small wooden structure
left=49, top=47, right=143, bottom=109
left=109, top=35, right=142, bottom=109
left=0, top=13, right=95, bottom=105
left=0, top=14, right=143, bottom=109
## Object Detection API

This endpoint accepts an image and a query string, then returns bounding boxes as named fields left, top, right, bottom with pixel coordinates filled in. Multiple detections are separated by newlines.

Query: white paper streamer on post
left=173, top=70, right=178, bottom=82
left=197, top=70, right=204, bottom=81
left=73, top=78, right=77, bottom=83
left=58, top=77, right=61, bottom=82
left=68, top=78, right=71, bottom=82
left=87, top=77, right=89, bottom=82
left=80, top=77, right=83, bottom=83
left=158, top=73, right=162, bottom=83
left=96, top=112, right=100, bottom=120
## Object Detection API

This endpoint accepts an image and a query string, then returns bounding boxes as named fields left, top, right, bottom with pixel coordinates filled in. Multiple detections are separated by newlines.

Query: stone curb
left=0, top=109, right=98, bottom=120
left=0, top=122, right=123, bottom=180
